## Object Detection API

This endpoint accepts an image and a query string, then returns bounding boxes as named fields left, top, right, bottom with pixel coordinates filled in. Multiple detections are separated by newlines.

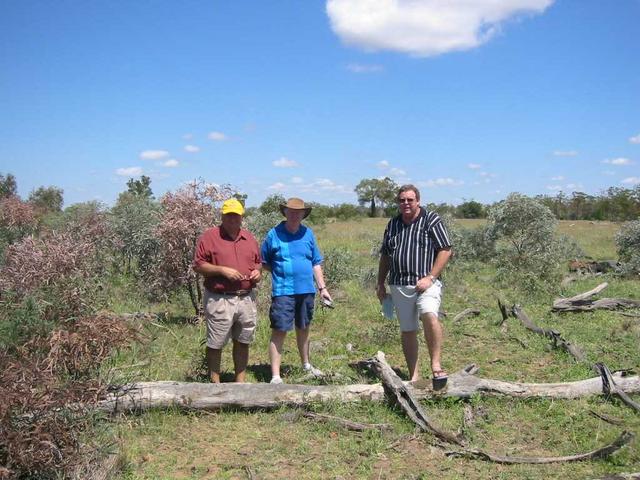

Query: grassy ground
left=106, top=219, right=639, bottom=479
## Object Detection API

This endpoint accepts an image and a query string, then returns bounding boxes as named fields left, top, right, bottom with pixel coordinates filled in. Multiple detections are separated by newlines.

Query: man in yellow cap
left=193, top=198, right=262, bottom=383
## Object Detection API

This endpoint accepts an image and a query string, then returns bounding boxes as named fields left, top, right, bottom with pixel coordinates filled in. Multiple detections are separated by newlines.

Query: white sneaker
left=270, top=376, right=283, bottom=384
left=303, top=364, right=324, bottom=377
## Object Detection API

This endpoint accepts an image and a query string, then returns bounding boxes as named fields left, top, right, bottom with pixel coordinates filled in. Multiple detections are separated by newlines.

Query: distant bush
left=616, top=219, right=640, bottom=276
left=0, top=196, right=37, bottom=254
left=332, top=203, right=364, bottom=221
left=244, top=210, right=281, bottom=243
left=322, top=247, right=358, bottom=288
left=485, top=193, right=583, bottom=292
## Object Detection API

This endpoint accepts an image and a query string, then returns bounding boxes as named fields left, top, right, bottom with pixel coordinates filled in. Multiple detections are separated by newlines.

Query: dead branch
left=300, top=411, right=390, bottom=432
left=590, top=473, right=640, bottom=480
left=589, top=410, right=624, bottom=426
left=595, top=363, right=640, bottom=413
left=510, top=304, right=586, bottom=362
left=553, top=283, right=640, bottom=312
left=363, top=351, right=464, bottom=445
left=453, top=308, right=481, bottom=323
left=446, top=430, right=634, bottom=464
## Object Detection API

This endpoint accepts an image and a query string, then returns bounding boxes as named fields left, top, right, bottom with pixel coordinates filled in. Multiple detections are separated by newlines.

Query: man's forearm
left=428, top=248, right=452, bottom=278
left=377, top=255, right=391, bottom=286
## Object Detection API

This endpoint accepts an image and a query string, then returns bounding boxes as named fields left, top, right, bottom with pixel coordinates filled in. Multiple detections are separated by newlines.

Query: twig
left=589, top=410, right=624, bottom=426
left=453, top=308, right=481, bottom=323
left=301, top=411, right=391, bottom=432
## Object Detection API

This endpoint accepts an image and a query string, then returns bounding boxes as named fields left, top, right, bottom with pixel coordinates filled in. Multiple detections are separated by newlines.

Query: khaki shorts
left=390, top=281, right=442, bottom=332
left=204, top=289, right=257, bottom=349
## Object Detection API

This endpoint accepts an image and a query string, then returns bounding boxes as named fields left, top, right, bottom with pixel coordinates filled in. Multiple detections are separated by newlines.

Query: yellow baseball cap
left=221, top=198, right=245, bottom=215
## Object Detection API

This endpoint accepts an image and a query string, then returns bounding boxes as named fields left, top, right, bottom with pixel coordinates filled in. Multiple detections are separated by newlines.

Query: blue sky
left=1, top=0, right=639, bottom=208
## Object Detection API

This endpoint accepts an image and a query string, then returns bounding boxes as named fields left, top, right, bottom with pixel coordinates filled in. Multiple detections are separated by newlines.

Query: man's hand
left=415, top=276, right=434, bottom=293
left=376, top=283, right=386, bottom=303
left=221, top=267, right=245, bottom=281
left=320, top=288, right=333, bottom=303
left=248, top=269, right=261, bottom=284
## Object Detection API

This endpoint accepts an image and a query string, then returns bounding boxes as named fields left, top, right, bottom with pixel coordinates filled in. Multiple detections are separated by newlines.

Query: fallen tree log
left=96, top=368, right=640, bottom=414
left=553, top=283, right=640, bottom=312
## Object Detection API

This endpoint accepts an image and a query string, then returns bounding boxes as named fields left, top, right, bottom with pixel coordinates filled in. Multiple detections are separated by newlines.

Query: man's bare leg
left=401, top=330, right=420, bottom=382
left=206, top=346, right=222, bottom=383
left=269, top=329, right=287, bottom=378
left=232, top=340, right=249, bottom=383
left=421, top=312, right=444, bottom=374
left=295, top=327, right=310, bottom=366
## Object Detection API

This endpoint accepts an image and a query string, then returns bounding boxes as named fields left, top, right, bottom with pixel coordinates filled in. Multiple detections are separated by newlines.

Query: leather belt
left=214, top=290, right=252, bottom=297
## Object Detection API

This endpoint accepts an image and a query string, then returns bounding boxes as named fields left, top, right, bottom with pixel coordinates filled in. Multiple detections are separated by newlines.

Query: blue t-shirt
left=261, top=222, right=323, bottom=296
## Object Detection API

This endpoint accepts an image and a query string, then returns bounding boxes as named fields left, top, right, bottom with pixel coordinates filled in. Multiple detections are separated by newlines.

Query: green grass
left=107, top=218, right=640, bottom=479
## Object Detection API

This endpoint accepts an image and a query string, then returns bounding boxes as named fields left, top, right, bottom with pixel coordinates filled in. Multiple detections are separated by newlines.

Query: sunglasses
left=398, top=198, right=416, bottom=204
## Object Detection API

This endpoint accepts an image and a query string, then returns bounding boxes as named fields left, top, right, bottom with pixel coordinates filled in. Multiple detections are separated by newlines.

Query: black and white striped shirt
left=381, top=208, right=452, bottom=286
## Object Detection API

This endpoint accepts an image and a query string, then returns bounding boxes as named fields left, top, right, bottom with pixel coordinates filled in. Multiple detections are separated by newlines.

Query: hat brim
left=279, top=204, right=312, bottom=219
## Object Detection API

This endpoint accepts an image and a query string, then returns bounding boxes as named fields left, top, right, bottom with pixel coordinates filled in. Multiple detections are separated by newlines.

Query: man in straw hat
left=193, top=198, right=262, bottom=383
left=261, top=197, right=332, bottom=384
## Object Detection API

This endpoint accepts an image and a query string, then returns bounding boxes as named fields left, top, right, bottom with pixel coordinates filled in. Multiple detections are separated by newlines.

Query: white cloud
left=467, top=163, right=481, bottom=169
left=163, top=159, right=179, bottom=168
left=184, top=145, right=200, bottom=153
left=346, top=63, right=384, bottom=73
left=377, top=160, right=390, bottom=168
left=273, top=157, right=299, bottom=168
left=390, top=167, right=406, bottom=176
left=208, top=131, right=227, bottom=141
left=421, top=178, right=464, bottom=187
left=602, top=157, right=633, bottom=166
left=291, top=176, right=304, bottom=184
left=116, top=167, right=143, bottom=177
left=268, top=182, right=286, bottom=191
left=621, top=177, right=640, bottom=185
left=551, top=175, right=565, bottom=181
left=326, top=0, right=554, bottom=57
left=140, top=150, right=169, bottom=160
left=546, top=185, right=562, bottom=191
left=553, top=150, right=578, bottom=157
left=629, top=133, right=640, bottom=144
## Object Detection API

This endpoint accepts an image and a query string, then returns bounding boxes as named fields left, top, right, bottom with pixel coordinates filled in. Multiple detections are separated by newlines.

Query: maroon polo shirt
left=193, top=226, right=261, bottom=293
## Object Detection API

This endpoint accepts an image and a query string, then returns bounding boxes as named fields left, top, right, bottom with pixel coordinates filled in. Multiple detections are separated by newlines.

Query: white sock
left=303, top=362, right=312, bottom=370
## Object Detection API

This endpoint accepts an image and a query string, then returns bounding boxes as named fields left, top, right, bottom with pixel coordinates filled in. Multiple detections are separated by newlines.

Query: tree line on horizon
left=1, top=172, right=639, bottom=227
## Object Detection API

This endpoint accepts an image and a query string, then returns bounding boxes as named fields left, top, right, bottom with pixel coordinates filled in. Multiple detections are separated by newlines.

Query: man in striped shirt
left=376, top=184, right=452, bottom=389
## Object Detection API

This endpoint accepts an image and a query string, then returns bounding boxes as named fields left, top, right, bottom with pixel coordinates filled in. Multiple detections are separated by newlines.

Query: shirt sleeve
left=309, top=230, right=323, bottom=266
left=428, top=215, right=452, bottom=250
left=192, top=232, right=211, bottom=269
left=380, top=223, right=392, bottom=256
left=260, top=232, right=272, bottom=266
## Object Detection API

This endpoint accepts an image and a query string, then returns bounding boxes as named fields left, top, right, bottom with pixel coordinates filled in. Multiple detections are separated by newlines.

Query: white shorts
left=389, top=281, right=442, bottom=332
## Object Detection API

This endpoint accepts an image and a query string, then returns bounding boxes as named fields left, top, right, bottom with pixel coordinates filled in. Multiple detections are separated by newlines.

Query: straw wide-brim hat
left=279, top=197, right=312, bottom=219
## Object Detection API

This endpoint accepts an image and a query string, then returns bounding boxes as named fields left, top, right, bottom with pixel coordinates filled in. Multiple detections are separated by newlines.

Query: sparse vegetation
left=1, top=173, right=638, bottom=479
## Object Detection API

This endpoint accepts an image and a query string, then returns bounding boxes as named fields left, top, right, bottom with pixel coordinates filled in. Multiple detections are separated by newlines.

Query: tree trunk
left=97, top=367, right=640, bottom=414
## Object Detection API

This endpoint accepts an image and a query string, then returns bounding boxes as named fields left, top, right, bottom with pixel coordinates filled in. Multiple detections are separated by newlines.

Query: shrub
left=322, top=247, right=358, bottom=288
left=485, top=193, right=583, bottom=292
left=144, top=180, right=234, bottom=315
left=109, top=193, right=160, bottom=274
left=616, top=219, right=640, bottom=276
left=244, top=210, right=281, bottom=244
left=0, top=196, right=37, bottom=255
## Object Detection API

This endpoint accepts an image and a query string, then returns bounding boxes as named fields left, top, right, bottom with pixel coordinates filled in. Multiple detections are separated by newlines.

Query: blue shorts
left=270, top=294, right=315, bottom=331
